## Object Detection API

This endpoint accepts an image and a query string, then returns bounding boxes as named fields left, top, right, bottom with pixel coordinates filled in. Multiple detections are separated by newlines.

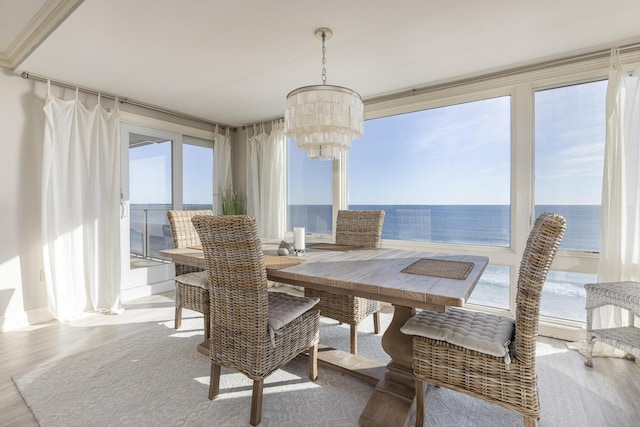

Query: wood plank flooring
left=1, top=291, right=639, bottom=426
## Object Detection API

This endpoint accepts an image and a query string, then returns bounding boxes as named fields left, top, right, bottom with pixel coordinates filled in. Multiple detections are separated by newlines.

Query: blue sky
left=289, top=79, right=607, bottom=206
left=131, top=80, right=608, bottom=207
left=130, top=142, right=212, bottom=205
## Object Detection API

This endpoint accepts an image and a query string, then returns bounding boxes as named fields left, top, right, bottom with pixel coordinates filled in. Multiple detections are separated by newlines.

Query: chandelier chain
left=321, top=32, right=327, bottom=84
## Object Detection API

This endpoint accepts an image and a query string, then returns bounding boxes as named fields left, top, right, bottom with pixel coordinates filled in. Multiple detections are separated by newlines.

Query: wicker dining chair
left=192, top=215, right=320, bottom=426
left=305, top=209, right=385, bottom=354
left=401, top=212, right=566, bottom=427
left=167, top=209, right=213, bottom=337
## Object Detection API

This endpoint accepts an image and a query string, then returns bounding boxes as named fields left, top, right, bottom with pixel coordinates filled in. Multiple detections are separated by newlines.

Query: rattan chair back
left=406, top=212, right=566, bottom=427
left=335, top=210, right=385, bottom=248
left=306, top=209, right=385, bottom=354
left=193, top=215, right=269, bottom=374
left=193, top=215, right=320, bottom=425
left=167, top=209, right=213, bottom=276
left=513, top=212, right=566, bottom=362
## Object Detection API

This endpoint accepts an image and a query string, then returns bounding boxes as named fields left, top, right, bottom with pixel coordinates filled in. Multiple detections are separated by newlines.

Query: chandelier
left=284, top=28, right=364, bottom=160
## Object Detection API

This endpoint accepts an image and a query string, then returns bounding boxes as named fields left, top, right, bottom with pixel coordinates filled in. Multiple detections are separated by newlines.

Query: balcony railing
left=130, top=207, right=172, bottom=260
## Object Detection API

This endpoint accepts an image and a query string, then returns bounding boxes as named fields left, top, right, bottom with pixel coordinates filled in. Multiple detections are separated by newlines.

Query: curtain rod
left=20, top=71, right=235, bottom=132
left=241, top=117, right=284, bottom=130
left=364, top=41, right=640, bottom=105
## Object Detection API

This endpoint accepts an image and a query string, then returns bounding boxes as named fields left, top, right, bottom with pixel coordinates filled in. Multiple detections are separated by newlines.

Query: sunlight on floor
left=193, top=375, right=322, bottom=398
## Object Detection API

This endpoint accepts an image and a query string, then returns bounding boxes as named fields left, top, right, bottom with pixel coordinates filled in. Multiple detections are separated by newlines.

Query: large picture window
left=534, top=80, right=607, bottom=322
left=284, top=63, right=615, bottom=339
left=348, top=96, right=512, bottom=247
left=534, top=80, right=606, bottom=252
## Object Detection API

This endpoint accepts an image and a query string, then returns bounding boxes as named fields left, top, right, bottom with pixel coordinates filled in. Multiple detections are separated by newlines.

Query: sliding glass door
left=119, top=121, right=213, bottom=297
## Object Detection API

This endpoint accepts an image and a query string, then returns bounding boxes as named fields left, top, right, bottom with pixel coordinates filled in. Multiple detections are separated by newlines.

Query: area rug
left=13, top=313, right=585, bottom=426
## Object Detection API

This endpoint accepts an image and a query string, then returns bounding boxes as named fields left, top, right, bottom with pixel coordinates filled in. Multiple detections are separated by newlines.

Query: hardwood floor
left=1, top=291, right=639, bottom=426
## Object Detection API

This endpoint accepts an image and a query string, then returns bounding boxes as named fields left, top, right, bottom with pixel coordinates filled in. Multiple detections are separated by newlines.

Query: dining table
left=160, top=241, right=488, bottom=427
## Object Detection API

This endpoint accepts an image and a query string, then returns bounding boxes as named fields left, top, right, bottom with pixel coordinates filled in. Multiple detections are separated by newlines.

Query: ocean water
left=132, top=203, right=594, bottom=322
left=288, top=204, right=599, bottom=252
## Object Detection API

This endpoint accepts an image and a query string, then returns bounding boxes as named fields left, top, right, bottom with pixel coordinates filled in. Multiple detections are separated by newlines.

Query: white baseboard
left=121, top=280, right=175, bottom=302
left=1, top=283, right=176, bottom=331
left=539, top=319, right=585, bottom=342
left=1, top=307, right=53, bottom=332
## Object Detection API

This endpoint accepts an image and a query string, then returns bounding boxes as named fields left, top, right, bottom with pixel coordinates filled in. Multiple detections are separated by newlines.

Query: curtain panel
left=599, top=55, right=640, bottom=282
left=246, top=121, right=286, bottom=239
left=595, top=50, right=640, bottom=353
left=42, top=84, right=122, bottom=321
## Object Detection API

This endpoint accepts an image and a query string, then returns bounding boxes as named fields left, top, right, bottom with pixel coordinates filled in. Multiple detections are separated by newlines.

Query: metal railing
left=130, top=207, right=172, bottom=260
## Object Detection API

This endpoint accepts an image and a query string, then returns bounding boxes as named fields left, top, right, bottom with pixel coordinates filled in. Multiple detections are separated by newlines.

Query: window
left=348, top=96, right=511, bottom=246
left=183, top=136, right=213, bottom=210
left=467, top=265, right=510, bottom=310
left=129, top=135, right=172, bottom=258
left=346, top=96, right=511, bottom=311
left=287, top=138, right=333, bottom=235
left=284, top=60, right=615, bottom=339
left=534, top=80, right=607, bottom=323
left=540, top=271, right=593, bottom=322
left=125, top=127, right=214, bottom=262
left=534, top=80, right=606, bottom=252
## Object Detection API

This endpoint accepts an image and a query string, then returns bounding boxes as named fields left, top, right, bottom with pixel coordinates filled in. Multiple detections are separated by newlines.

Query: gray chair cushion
left=401, top=308, right=514, bottom=360
left=268, top=292, right=319, bottom=331
left=175, top=271, right=208, bottom=289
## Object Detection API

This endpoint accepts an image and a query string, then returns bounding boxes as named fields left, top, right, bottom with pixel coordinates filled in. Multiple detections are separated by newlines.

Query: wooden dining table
left=160, top=242, right=488, bottom=427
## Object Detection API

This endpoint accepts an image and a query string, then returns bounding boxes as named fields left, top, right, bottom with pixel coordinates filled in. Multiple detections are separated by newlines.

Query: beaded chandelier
left=284, top=28, right=364, bottom=160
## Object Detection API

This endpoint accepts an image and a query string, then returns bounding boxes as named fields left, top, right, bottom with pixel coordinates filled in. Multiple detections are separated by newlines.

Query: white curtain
left=42, top=83, right=122, bottom=321
left=212, top=125, right=232, bottom=215
left=595, top=49, right=640, bottom=352
left=246, top=121, right=287, bottom=238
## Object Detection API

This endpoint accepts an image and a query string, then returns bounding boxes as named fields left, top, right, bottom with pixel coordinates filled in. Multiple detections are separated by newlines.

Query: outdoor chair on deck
left=305, top=209, right=385, bottom=354
left=193, top=215, right=320, bottom=426
left=167, top=209, right=213, bottom=338
left=401, top=212, right=566, bottom=427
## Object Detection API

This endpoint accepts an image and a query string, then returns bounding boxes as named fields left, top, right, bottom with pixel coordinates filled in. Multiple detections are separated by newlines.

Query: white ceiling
left=3, top=0, right=640, bottom=127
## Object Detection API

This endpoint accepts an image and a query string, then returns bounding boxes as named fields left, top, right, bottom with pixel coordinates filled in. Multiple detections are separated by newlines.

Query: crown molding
left=0, top=0, right=84, bottom=70
left=0, top=53, right=10, bottom=68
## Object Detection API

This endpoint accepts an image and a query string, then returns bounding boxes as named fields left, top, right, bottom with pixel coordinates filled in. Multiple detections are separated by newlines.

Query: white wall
left=233, top=127, right=248, bottom=199
left=0, top=69, right=232, bottom=330
left=0, top=68, right=49, bottom=329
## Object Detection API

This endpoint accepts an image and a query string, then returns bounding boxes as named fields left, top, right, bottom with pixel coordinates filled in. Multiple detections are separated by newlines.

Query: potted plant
left=218, top=186, right=246, bottom=215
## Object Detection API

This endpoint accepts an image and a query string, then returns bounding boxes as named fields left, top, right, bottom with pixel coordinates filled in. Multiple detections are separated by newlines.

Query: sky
left=130, top=142, right=212, bottom=205
left=289, top=79, right=607, bottom=206
left=130, top=79, right=608, bottom=207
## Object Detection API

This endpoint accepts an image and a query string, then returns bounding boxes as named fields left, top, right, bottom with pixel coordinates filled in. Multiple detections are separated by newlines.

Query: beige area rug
left=14, top=313, right=587, bottom=426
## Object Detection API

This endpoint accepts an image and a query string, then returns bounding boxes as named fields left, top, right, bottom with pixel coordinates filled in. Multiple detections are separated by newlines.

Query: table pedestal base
left=360, top=305, right=416, bottom=427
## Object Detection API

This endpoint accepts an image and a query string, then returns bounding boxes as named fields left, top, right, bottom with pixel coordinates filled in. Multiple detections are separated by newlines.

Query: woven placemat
left=401, top=258, right=474, bottom=280
left=307, top=243, right=360, bottom=251
left=264, top=255, right=306, bottom=270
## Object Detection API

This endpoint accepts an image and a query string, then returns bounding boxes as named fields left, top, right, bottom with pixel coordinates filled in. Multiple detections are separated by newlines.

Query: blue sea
left=132, top=203, right=596, bottom=322
left=288, top=204, right=599, bottom=252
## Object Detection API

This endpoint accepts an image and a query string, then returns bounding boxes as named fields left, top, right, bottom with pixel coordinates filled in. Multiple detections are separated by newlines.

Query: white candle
left=293, top=227, right=306, bottom=252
